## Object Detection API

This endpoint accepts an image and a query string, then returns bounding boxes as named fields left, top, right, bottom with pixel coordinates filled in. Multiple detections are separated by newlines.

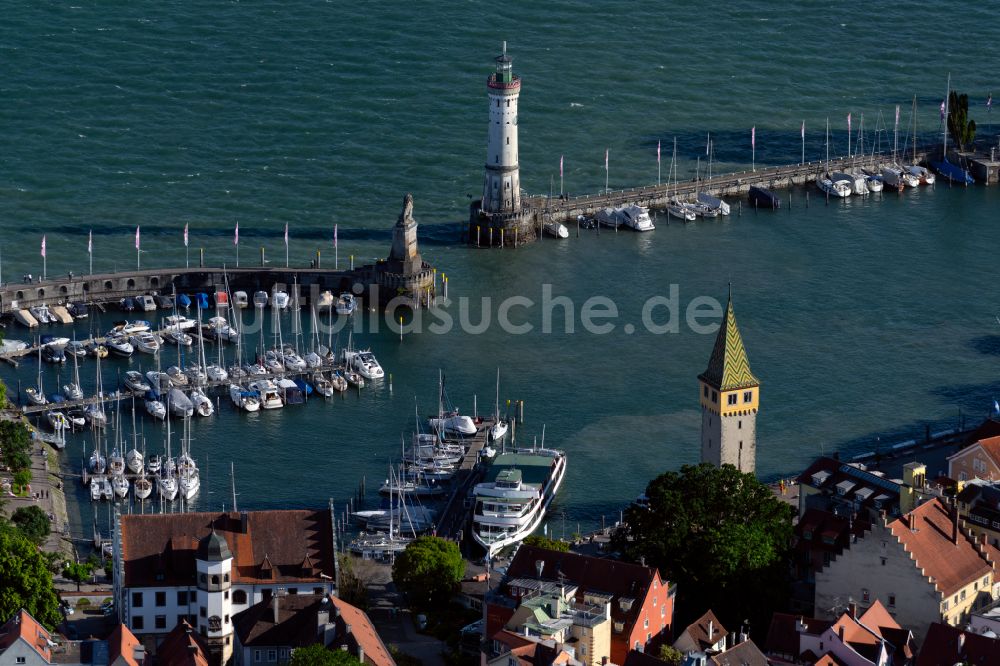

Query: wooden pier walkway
left=527, top=150, right=929, bottom=224
left=435, top=421, right=492, bottom=543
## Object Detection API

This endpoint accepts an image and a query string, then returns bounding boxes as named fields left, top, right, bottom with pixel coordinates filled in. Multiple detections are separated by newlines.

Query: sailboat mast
left=942, top=74, right=950, bottom=159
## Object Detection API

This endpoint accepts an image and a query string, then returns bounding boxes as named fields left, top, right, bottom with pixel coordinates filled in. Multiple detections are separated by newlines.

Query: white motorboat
left=166, top=366, right=189, bottom=387
left=472, top=448, right=567, bottom=556
left=689, top=200, right=720, bottom=218
left=817, top=175, right=851, bottom=198
left=865, top=174, right=884, bottom=193
left=831, top=172, right=869, bottom=196
left=542, top=221, right=569, bottom=238
left=0, top=339, right=28, bottom=353
left=164, top=329, right=193, bottom=347
left=124, top=371, right=152, bottom=393
left=29, top=305, right=56, bottom=324
left=146, top=455, right=161, bottom=476
left=245, top=362, right=267, bottom=376
left=428, top=411, right=477, bottom=437
left=106, top=335, right=134, bottom=358
left=65, top=340, right=88, bottom=358
left=620, top=204, right=655, bottom=231
left=229, top=384, right=261, bottom=412
left=330, top=372, right=349, bottom=393
left=311, top=374, right=334, bottom=397
left=900, top=168, right=920, bottom=188
left=136, top=295, right=157, bottom=312
left=344, top=349, right=384, bottom=380
left=113, top=320, right=151, bottom=335
left=145, top=396, right=166, bottom=420
left=207, top=316, right=238, bottom=343
left=206, top=364, right=228, bottom=382
left=248, top=379, right=283, bottom=409
left=666, top=199, right=697, bottom=221
left=163, top=314, right=198, bottom=331
left=271, top=291, right=290, bottom=309
left=906, top=164, right=935, bottom=186
left=133, top=475, right=153, bottom=500
left=228, top=365, right=248, bottom=380
left=233, top=291, right=249, bottom=308
left=697, top=192, right=731, bottom=216
left=111, top=475, right=129, bottom=499
left=130, top=332, right=162, bottom=354
left=343, top=369, right=364, bottom=388
left=315, top=291, right=335, bottom=312
left=595, top=207, right=622, bottom=228
left=190, top=389, right=214, bottom=417
left=253, top=291, right=269, bottom=308
left=167, top=389, right=194, bottom=418
left=335, top=293, right=357, bottom=316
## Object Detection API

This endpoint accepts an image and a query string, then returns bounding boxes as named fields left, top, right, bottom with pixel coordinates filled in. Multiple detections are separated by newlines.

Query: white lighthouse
left=481, top=42, right=522, bottom=216
left=195, top=530, right=234, bottom=664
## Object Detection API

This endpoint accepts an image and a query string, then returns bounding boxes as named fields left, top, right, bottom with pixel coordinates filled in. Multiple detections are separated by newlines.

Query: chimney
left=847, top=602, right=857, bottom=620
left=188, top=645, right=198, bottom=655
left=358, top=646, right=364, bottom=664
left=952, top=501, right=959, bottom=545
left=958, top=633, right=965, bottom=654
left=707, top=620, right=714, bottom=642
left=602, top=658, right=609, bottom=666
left=241, top=510, right=249, bottom=534
left=535, top=560, right=544, bottom=578
left=273, top=593, right=280, bottom=625
left=838, top=625, right=845, bottom=642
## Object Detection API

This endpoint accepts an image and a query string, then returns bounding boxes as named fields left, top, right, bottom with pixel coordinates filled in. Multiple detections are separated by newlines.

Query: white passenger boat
left=206, top=364, right=228, bottom=382
left=30, top=305, right=56, bottom=324
left=163, top=314, right=198, bottom=331
left=0, top=339, right=28, bottom=353
left=126, top=447, right=144, bottom=475
left=248, top=379, right=283, bottom=409
left=906, top=164, right=935, bottom=186
left=164, top=329, right=193, bottom=346
left=311, top=374, right=334, bottom=397
left=158, top=473, right=178, bottom=501
left=111, top=474, right=129, bottom=499
left=620, top=204, right=655, bottom=231
left=124, top=371, right=152, bottom=393
left=184, top=365, right=207, bottom=387
left=137, top=295, right=157, bottom=312
left=471, top=448, right=567, bottom=556
left=281, top=347, right=307, bottom=372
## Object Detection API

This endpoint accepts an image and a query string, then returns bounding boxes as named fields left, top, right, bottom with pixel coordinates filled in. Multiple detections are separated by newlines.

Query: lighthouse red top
left=488, top=42, right=520, bottom=91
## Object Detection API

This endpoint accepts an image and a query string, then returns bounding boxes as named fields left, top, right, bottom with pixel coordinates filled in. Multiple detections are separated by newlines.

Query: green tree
left=947, top=91, right=977, bottom=151
left=0, top=523, right=61, bottom=629
left=0, top=420, right=33, bottom=473
left=63, top=561, right=94, bottom=591
left=523, top=534, right=570, bottom=552
left=11, top=505, right=50, bottom=545
left=658, top=645, right=683, bottom=666
left=13, top=470, right=32, bottom=493
left=392, top=536, right=465, bottom=608
left=289, top=644, right=361, bottom=666
left=613, top=463, right=793, bottom=633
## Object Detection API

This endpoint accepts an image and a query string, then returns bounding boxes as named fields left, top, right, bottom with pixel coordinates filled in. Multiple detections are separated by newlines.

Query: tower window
left=711, top=391, right=717, bottom=403
left=738, top=420, right=742, bottom=429
left=743, top=390, right=753, bottom=402
left=506, top=99, right=510, bottom=107
left=497, top=100, right=500, bottom=107
left=727, top=394, right=737, bottom=406
left=495, top=155, right=499, bottom=164
left=506, top=137, right=509, bottom=145
left=703, top=386, right=708, bottom=398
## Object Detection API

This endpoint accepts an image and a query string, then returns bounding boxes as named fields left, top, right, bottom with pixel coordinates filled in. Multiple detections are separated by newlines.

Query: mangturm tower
left=470, top=42, right=535, bottom=245
left=698, top=290, right=760, bottom=475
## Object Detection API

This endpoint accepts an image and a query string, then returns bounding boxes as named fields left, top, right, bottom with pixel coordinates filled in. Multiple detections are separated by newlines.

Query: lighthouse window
left=744, top=391, right=753, bottom=403
left=506, top=99, right=510, bottom=107
left=495, top=155, right=499, bottom=164
left=506, top=137, right=509, bottom=145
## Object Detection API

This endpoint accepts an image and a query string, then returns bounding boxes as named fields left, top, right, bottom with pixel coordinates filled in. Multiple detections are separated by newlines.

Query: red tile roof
left=0, top=609, right=51, bottom=662
left=107, top=624, right=143, bottom=666
left=155, top=621, right=209, bottom=666
left=915, top=622, right=1000, bottom=666
left=709, top=639, right=769, bottom=666
left=889, top=498, right=994, bottom=596
left=950, top=435, right=1000, bottom=469
left=678, top=610, right=728, bottom=653
left=765, top=613, right=833, bottom=658
left=328, top=596, right=394, bottom=666
left=121, top=510, right=335, bottom=587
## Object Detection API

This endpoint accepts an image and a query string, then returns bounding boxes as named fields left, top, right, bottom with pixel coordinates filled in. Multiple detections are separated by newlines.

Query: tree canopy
left=11, top=505, right=50, bottom=545
left=613, top=463, right=793, bottom=632
left=392, top=536, right=465, bottom=608
left=523, top=535, right=569, bottom=552
left=0, top=523, right=61, bottom=629
left=62, top=561, right=94, bottom=591
left=947, top=91, right=977, bottom=151
left=289, top=644, right=361, bottom=666
left=0, top=420, right=33, bottom=474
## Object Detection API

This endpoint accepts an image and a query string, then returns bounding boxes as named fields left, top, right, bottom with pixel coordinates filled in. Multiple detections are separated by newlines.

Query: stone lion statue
left=400, top=193, right=414, bottom=223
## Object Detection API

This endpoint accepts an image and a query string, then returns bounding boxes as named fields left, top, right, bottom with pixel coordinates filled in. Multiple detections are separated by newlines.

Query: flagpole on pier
left=604, top=149, right=609, bottom=193
left=559, top=156, right=564, bottom=196
left=284, top=223, right=289, bottom=268
left=657, top=141, right=661, bottom=186
left=88, top=230, right=93, bottom=275
left=334, top=224, right=339, bottom=270
left=801, top=121, right=805, bottom=165
left=751, top=127, right=756, bottom=172
left=135, top=226, right=140, bottom=270
left=235, top=221, right=240, bottom=268
left=184, top=223, right=189, bottom=269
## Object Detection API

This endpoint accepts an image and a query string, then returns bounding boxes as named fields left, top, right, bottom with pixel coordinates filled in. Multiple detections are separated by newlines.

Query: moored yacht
left=344, top=349, right=384, bottom=380
left=471, top=447, right=567, bottom=556
left=248, top=379, right=283, bottom=409
left=229, top=384, right=261, bottom=412
left=620, top=204, right=655, bottom=231
left=336, top=293, right=357, bottom=316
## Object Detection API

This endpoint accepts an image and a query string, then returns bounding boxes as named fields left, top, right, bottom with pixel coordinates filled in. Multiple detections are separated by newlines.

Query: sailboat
left=88, top=433, right=107, bottom=475
left=177, top=418, right=200, bottom=501
left=929, top=74, right=975, bottom=185
left=489, top=368, right=508, bottom=443
left=190, top=388, right=214, bottom=417
left=427, top=371, right=477, bottom=437
left=903, top=95, right=936, bottom=186
left=85, top=351, right=108, bottom=430
left=26, top=342, right=48, bottom=406
left=62, top=343, right=84, bottom=400
left=229, top=383, right=261, bottom=412
left=666, top=138, right=697, bottom=221
left=818, top=119, right=851, bottom=198
left=157, top=416, right=179, bottom=501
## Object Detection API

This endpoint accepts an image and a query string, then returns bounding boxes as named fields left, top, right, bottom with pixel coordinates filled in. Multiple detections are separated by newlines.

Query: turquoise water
left=2, top=2, right=999, bottom=539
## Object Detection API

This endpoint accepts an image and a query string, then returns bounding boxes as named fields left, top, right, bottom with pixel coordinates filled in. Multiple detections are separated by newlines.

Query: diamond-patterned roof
left=699, top=295, right=759, bottom=391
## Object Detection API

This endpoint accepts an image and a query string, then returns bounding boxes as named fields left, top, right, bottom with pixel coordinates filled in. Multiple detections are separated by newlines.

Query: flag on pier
left=605, top=148, right=609, bottom=169
left=705, top=133, right=710, bottom=156
left=988, top=94, right=993, bottom=112
left=895, top=105, right=900, bottom=131
left=847, top=112, right=851, bottom=133
left=183, top=223, right=189, bottom=247
left=284, top=223, right=289, bottom=247
left=940, top=99, right=946, bottom=120
left=88, top=230, right=92, bottom=255
left=801, top=121, right=805, bottom=139
left=994, top=398, right=1000, bottom=415
left=751, top=126, right=755, bottom=148
left=135, top=226, right=140, bottom=250
left=560, top=155, right=564, bottom=177
left=234, top=221, right=239, bottom=245
left=333, top=223, right=338, bottom=249
left=41, top=235, right=46, bottom=258
left=657, top=141, right=661, bottom=164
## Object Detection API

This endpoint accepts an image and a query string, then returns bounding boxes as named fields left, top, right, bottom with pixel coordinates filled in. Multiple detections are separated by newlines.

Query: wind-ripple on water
left=1, top=1, right=999, bottom=536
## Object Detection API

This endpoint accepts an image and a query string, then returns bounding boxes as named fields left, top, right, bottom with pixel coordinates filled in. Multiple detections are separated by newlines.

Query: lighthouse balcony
left=487, top=75, right=520, bottom=91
